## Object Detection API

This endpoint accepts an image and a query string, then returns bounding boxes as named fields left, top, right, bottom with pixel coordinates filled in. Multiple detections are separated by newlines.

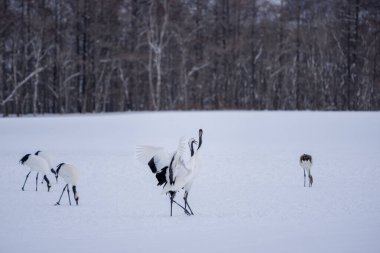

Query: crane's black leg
left=184, top=198, right=194, bottom=215
left=55, top=184, right=68, bottom=206
left=309, top=173, right=313, bottom=187
left=67, top=186, right=71, bottom=205
left=304, top=169, right=306, bottom=187
left=169, top=191, right=175, bottom=216
left=183, top=191, right=188, bottom=209
left=184, top=191, right=194, bottom=215
left=35, top=173, right=39, bottom=191
left=168, top=191, right=190, bottom=216
left=186, top=201, right=194, bottom=215
left=172, top=200, right=191, bottom=215
left=72, top=186, right=79, bottom=205
left=22, top=172, right=31, bottom=191
left=170, top=198, right=173, bottom=216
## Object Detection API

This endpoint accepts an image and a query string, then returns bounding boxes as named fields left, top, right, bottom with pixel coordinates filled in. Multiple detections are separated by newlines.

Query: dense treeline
left=0, top=0, right=379, bottom=115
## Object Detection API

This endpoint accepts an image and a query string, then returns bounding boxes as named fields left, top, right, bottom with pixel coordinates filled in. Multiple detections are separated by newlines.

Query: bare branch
left=1, top=67, right=45, bottom=106
left=187, top=62, right=209, bottom=78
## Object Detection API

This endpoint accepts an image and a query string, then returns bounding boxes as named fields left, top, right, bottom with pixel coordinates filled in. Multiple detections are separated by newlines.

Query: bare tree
left=1, top=0, right=380, bottom=116
left=146, top=0, right=170, bottom=110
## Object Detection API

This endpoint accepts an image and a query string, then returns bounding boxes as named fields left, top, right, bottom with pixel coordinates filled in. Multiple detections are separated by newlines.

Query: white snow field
left=1, top=111, right=380, bottom=253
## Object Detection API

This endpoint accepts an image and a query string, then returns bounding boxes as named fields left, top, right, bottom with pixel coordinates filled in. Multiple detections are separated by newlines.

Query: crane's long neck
left=169, top=154, right=176, bottom=185
left=190, top=141, right=195, bottom=157
left=56, top=163, right=65, bottom=175
left=197, top=131, right=203, bottom=151
left=20, top=154, right=31, bottom=165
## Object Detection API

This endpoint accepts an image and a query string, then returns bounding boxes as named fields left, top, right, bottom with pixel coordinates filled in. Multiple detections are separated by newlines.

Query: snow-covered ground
left=1, top=111, right=379, bottom=253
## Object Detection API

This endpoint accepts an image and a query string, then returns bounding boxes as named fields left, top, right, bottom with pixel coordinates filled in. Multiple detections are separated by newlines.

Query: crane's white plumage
left=19, top=154, right=52, bottom=191
left=300, top=159, right=312, bottom=171
left=56, top=163, right=80, bottom=185
left=136, top=130, right=203, bottom=216
left=183, top=144, right=201, bottom=192
left=300, top=154, right=313, bottom=187
left=136, top=137, right=187, bottom=186
left=35, top=150, right=58, bottom=183
left=54, top=163, right=80, bottom=206
left=136, top=136, right=191, bottom=216
left=136, top=145, right=171, bottom=171
left=162, top=131, right=203, bottom=215
left=136, top=137, right=187, bottom=172
left=178, top=129, right=203, bottom=215
left=161, top=154, right=193, bottom=193
left=21, top=154, right=49, bottom=174
left=35, top=151, right=54, bottom=169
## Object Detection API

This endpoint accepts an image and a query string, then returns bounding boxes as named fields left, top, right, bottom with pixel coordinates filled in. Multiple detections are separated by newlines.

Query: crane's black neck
left=35, top=151, right=41, bottom=155
left=43, top=175, right=50, bottom=185
left=197, top=129, right=203, bottom=150
left=20, top=154, right=31, bottom=165
left=190, top=141, right=195, bottom=157
left=56, top=163, right=65, bottom=175
left=169, top=155, right=176, bottom=185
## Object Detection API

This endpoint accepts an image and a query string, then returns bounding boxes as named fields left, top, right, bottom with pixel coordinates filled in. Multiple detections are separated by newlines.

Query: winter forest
left=0, top=0, right=379, bottom=115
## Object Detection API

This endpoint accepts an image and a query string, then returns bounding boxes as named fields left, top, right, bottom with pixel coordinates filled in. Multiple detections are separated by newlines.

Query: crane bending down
left=300, top=154, right=313, bottom=187
left=52, top=163, right=80, bottom=206
left=19, top=154, right=52, bottom=192
left=136, top=137, right=191, bottom=216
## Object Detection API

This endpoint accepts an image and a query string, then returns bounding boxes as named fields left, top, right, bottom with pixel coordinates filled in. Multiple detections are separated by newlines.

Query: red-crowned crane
left=52, top=163, right=80, bottom=206
left=19, top=154, right=52, bottom=192
left=300, top=154, right=313, bottom=187
left=136, top=137, right=191, bottom=216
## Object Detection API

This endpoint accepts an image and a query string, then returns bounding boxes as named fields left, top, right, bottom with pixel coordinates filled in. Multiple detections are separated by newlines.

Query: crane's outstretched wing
left=136, top=145, right=163, bottom=164
left=136, top=145, right=170, bottom=173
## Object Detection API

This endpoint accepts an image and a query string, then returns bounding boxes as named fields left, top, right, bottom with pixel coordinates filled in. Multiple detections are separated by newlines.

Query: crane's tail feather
left=156, top=167, right=168, bottom=186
